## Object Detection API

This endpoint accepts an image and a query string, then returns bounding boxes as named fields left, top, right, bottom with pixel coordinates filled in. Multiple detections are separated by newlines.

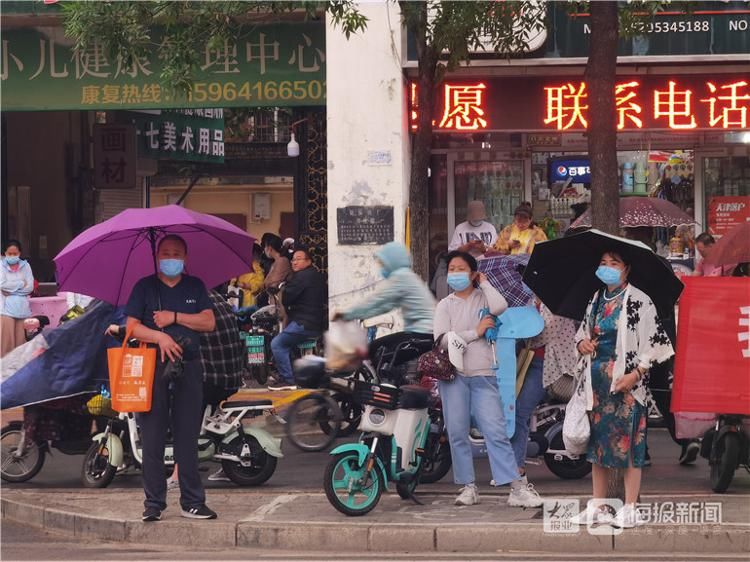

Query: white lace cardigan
left=574, top=284, right=674, bottom=409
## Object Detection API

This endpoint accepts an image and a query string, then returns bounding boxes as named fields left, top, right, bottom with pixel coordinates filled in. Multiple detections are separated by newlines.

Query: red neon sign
left=541, top=78, right=749, bottom=131
left=543, top=82, right=588, bottom=130
left=701, top=80, right=750, bottom=129
left=410, top=77, right=749, bottom=132
left=438, top=83, right=488, bottom=130
left=615, top=81, right=643, bottom=130
left=411, top=82, right=488, bottom=131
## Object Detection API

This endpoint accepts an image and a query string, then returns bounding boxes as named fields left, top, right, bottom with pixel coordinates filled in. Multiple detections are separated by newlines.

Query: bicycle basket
left=352, top=379, right=400, bottom=410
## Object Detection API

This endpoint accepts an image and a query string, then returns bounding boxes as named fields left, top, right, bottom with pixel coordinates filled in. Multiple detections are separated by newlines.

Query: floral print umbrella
left=570, top=197, right=696, bottom=229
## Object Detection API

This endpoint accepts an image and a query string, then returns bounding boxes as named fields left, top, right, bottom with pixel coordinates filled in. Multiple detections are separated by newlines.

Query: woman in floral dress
left=572, top=251, right=674, bottom=529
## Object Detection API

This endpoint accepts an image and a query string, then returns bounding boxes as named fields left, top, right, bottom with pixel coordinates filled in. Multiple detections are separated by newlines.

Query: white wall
left=326, top=2, right=410, bottom=323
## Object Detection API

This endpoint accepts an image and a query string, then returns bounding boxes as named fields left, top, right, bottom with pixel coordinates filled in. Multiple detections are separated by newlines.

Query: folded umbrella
left=478, top=254, right=533, bottom=308
left=523, top=229, right=683, bottom=321
left=54, top=205, right=255, bottom=305
left=570, top=197, right=696, bottom=229
left=704, top=222, right=750, bottom=267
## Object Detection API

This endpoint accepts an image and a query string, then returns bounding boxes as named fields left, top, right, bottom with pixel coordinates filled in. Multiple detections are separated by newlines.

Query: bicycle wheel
left=1, top=423, right=45, bottom=483
left=285, top=393, right=342, bottom=452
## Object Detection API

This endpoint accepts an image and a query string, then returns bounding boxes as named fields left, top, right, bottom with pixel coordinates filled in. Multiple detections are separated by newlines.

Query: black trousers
left=140, top=359, right=205, bottom=511
left=648, top=358, right=689, bottom=447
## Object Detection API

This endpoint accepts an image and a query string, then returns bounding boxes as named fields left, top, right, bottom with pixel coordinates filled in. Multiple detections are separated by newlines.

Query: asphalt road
left=2, top=428, right=747, bottom=496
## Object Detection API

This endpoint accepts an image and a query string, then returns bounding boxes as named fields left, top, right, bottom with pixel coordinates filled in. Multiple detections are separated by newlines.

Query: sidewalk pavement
left=3, top=487, right=749, bottom=554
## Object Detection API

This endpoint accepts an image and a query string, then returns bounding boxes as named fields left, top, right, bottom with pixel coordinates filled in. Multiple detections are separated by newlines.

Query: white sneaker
left=613, top=503, right=644, bottom=529
left=208, top=468, right=231, bottom=482
left=571, top=502, right=614, bottom=526
left=455, top=484, right=480, bottom=506
left=508, top=482, right=543, bottom=508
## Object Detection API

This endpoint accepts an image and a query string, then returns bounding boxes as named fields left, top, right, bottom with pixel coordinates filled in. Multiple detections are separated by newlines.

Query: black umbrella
left=522, top=229, right=683, bottom=321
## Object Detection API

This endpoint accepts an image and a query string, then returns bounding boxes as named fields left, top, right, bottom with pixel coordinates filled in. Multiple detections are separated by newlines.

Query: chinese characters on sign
left=411, top=76, right=749, bottom=132
left=708, top=196, right=750, bottom=236
left=438, top=83, right=488, bottom=130
left=1, top=25, right=326, bottom=110
left=337, top=206, right=395, bottom=246
left=132, top=110, right=225, bottom=163
left=93, top=124, right=137, bottom=189
left=544, top=499, right=723, bottom=535
left=544, top=79, right=749, bottom=130
left=411, top=83, right=488, bottom=131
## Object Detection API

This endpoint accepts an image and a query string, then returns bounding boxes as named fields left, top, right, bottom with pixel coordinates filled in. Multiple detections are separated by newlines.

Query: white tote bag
left=563, top=361, right=590, bottom=455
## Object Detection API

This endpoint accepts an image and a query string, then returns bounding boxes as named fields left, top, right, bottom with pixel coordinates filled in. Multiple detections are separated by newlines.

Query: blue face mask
left=159, top=259, right=184, bottom=278
left=5, top=256, right=20, bottom=265
left=596, top=265, right=622, bottom=286
left=447, top=272, right=472, bottom=292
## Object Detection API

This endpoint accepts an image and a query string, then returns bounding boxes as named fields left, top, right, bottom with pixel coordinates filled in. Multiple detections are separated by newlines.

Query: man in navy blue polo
left=125, top=235, right=217, bottom=522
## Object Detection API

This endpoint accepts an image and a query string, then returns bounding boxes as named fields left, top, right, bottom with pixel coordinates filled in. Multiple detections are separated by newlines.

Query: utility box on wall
left=253, top=193, right=271, bottom=221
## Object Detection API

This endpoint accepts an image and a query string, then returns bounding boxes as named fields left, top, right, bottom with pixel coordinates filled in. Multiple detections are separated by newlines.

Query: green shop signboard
left=1, top=23, right=325, bottom=111
left=131, top=110, right=225, bottom=164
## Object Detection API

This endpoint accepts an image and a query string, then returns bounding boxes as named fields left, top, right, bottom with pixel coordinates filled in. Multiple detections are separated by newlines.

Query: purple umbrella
left=478, top=254, right=533, bottom=308
left=54, top=205, right=255, bottom=305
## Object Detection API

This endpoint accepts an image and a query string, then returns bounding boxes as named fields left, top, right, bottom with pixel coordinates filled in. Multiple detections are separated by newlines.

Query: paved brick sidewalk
left=3, top=487, right=748, bottom=554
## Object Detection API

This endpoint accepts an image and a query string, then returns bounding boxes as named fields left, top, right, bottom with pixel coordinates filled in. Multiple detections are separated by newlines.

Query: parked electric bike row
left=82, top=397, right=282, bottom=488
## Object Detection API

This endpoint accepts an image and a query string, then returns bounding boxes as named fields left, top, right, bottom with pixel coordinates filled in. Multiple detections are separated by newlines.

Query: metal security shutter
left=96, top=186, right=143, bottom=223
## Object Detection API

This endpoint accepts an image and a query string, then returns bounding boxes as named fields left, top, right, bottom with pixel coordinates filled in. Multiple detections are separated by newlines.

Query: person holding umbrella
left=124, top=235, right=217, bottom=522
left=523, top=230, right=681, bottom=529
left=55, top=206, right=256, bottom=523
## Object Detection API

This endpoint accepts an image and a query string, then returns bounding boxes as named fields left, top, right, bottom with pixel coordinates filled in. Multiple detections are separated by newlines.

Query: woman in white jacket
left=0, top=240, right=34, bottom=356
left=572, top=251, right=674, bottom=529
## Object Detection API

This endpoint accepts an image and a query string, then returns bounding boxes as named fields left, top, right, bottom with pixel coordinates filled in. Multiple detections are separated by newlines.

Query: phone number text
left=187, top=80, right=326, bottom=103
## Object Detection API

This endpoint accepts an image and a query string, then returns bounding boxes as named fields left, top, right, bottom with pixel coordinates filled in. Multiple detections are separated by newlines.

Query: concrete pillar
left=325, top=2, right=410, bottom=324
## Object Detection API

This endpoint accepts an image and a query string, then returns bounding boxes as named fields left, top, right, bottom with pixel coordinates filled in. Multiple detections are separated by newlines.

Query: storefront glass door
left=452, top=159, right=525, bottom=235
left=427, top=154, right=525, bottom=288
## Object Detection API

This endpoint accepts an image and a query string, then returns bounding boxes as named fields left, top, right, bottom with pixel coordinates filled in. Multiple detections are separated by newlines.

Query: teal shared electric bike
left=323, top=379, right=432, bottom=516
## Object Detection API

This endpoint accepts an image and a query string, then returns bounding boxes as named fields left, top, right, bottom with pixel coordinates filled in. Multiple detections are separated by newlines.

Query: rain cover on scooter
left=494, top=306, right=544, bottom=438
left=1, top=300, right=117, bottom=409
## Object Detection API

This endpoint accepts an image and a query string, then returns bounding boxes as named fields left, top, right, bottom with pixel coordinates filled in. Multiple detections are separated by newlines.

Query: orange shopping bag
left=107, top=332, right=157, bottom=413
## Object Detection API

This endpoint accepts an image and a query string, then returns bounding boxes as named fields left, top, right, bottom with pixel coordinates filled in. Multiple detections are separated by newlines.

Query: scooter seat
left=221, top=399, right=273, bottom=409
left=397, top=385, right=431, bottom=409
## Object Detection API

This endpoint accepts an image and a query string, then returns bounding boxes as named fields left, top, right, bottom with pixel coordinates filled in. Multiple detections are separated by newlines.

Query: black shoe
left=267, top=381, right=298, bottom=391
left=181, top=505, right=218, bottom=520
left=679, top=441, right=700, bottom=465
left=142, top=507, right=162, bottom=522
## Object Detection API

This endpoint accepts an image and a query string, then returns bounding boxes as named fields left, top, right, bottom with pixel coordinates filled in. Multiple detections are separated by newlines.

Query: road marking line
left=241, top=494, right=299, bottom=522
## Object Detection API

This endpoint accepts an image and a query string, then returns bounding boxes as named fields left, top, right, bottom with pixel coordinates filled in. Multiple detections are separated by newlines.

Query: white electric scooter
left=81, top=398, right=283, bottom=488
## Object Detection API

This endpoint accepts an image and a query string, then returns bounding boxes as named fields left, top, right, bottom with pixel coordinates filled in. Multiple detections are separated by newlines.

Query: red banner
left=672, top=277, right=750, bottom=414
